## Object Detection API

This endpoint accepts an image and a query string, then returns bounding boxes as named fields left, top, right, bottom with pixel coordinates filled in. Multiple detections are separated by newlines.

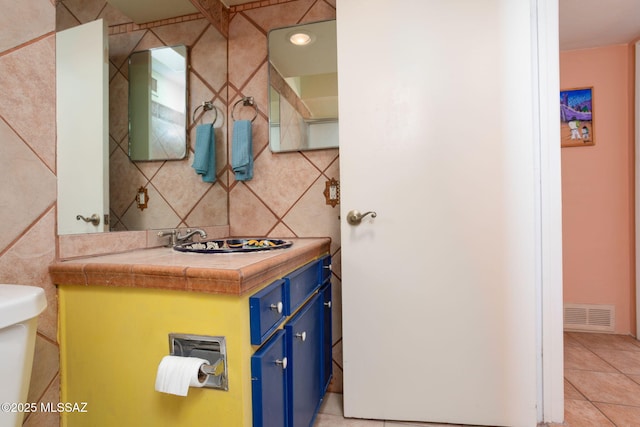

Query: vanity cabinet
left=251, top=256, right=332, bottom=427
left=51, top=238, right=331, bottom=427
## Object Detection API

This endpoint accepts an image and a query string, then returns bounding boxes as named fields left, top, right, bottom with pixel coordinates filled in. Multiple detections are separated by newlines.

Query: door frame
left=635, top=41, right=640, bottom=342
left=534, top=0, right=564, bottom=422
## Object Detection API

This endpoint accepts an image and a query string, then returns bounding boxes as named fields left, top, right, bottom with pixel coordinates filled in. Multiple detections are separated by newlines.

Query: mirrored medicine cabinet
left=128, top=45, right=188, bottom=161
left=268, top=20, right=338, bottom=152
left=55, top=5, right=229, bottom=235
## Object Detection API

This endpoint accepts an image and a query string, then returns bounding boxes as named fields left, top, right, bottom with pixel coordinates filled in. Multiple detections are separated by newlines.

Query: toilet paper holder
left=200, top=358, right=224, bottom=377
left=169, top=333, right=228, bottom=391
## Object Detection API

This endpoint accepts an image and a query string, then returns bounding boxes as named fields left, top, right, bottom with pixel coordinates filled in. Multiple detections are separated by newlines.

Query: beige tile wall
left=0, top=1, right=59, bottom=425
left=0, top=0, right=341, bottom=425
left=227, top=0, right=342, bottom=392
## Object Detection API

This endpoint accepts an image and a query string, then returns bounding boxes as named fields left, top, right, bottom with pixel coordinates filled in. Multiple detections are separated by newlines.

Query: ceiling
left=108, top=0, right=640, bottom=50
left=269, top=21, right=336, bottom=77
left=559, top=0, right=640, bottom=50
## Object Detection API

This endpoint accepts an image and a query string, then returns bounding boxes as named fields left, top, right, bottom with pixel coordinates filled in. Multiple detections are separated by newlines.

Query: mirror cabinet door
left=268, top=20, right=338, bottom=152
left=129, top=45, right=188, bottom=161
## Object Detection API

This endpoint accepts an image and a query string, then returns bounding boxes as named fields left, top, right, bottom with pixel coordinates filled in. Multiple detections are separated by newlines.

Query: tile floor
left=564, top=331, right=640, bottom=426
left=315, top=332, right=640, bottom=426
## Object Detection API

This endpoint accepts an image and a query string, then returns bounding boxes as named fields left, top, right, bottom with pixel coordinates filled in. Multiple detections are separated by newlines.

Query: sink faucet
left=177, top=229, right=207, bottom=243
left=158, top=228, right=207, bottom=246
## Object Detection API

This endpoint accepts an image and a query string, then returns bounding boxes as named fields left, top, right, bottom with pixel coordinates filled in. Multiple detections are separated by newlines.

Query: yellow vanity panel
left=58, top=285, right=254, bottom=427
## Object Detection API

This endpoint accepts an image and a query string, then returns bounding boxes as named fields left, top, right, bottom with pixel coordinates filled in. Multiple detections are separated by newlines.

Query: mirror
left=128, top=45, right=188, bottom=161
left=56, top=0, right=229, bottom=235
left=268, top=20, right=338, bottom=152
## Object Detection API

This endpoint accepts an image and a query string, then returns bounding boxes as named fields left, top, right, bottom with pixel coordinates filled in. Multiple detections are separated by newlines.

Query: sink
left=173, top=238, right=293, bottom=254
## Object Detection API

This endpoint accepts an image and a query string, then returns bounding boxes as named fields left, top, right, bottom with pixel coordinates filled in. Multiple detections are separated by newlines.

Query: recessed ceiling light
left=289, top=31, right=315, bottom=46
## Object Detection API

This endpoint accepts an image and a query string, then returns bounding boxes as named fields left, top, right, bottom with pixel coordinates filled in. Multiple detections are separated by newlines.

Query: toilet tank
left=0, top=285, right=47, bottom=330
left=0, top=285, right=47, bottom=427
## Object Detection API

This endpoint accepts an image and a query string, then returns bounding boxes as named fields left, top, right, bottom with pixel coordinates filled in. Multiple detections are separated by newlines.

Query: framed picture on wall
left=560, top=87, right=594, bottom=147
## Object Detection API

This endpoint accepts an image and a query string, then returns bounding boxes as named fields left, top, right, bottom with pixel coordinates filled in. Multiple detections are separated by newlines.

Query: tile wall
left=0, top=1, right=59, bottom=426
left=227, top=0, right=342, bottom=392
left=0, top=0, right=341, bottom=425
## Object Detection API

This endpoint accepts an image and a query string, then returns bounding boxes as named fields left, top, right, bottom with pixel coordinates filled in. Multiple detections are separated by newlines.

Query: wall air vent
left=564, top=304, right=615, bottom=332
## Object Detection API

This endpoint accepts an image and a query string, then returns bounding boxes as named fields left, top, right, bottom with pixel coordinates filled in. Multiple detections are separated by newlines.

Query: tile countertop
left=49, top=238, right=331, bottom=296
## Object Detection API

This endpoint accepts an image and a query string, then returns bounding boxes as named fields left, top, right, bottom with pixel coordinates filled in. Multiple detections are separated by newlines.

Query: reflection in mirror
left=128, top=45, right=188, bottom=161
left=56, top=0, right=229, bottom=235
left=268, top=20, right=338, bottom=152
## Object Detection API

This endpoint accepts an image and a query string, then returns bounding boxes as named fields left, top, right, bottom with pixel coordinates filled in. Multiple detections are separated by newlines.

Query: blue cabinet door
left=321, top=283, right=332, bottom=393
left=251, top=330, right=288, bottom=427
left=286, top=293, right=323, bottom=427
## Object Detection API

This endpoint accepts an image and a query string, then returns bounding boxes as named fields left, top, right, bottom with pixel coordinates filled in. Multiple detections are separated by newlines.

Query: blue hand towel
left=191, top=124, right=216, bottom=183
left=232, top=120, right=253, bottom=181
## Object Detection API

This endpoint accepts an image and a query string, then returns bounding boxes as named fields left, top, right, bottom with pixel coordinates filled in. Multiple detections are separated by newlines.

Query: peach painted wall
left=560, top=44, right=635, bottom=335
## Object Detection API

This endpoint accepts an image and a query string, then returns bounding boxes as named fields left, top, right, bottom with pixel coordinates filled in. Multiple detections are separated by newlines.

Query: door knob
left=346, top=210, right=377, bottom=225
left=76, top=214, right=100, bottom=226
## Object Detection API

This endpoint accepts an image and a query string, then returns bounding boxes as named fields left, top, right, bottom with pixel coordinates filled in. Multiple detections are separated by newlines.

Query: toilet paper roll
left=155, top=355, right=209, bottom=396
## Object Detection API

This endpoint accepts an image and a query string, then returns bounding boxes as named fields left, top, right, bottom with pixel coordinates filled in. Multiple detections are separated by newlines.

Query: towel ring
left=193, top=101, right=218, bottom=128
left=231, top=96, right=258, bottom=122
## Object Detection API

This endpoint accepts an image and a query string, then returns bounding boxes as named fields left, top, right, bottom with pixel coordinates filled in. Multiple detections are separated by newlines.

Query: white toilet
left=0, top=285, right=47, bottom=427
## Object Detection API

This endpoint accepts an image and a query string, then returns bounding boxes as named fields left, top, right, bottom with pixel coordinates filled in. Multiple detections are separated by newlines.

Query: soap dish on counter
left=173, top=238, right=293, bottom=254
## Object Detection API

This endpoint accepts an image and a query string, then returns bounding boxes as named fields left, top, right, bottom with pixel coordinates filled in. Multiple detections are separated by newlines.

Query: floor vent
left=564, top=304, right=615, bottom=332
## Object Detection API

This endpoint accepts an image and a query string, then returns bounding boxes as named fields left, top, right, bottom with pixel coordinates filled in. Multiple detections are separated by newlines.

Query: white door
left=56, top=19, right=109, bottom=234
left=338, top=1, right=546, bottom=425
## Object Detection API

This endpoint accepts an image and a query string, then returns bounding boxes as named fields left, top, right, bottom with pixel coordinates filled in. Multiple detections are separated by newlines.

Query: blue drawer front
left=285, top=293, right=323, bottom=427
left=284, top=260, right=320, bottom=315
left=319, top=255, right=331, bottom=285
left=251, top=330, right=288, bottom=427
left=249, top=279, right=287, bottom=345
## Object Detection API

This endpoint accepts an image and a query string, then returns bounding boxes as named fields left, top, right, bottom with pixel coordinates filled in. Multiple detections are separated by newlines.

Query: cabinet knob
left=270, top=302, right=283, bottom=314
left=295, top=331, right=307, bottom=342
left=275, top=357, right=287, bottom=370
left=324, top=301, right=332, bottom=309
